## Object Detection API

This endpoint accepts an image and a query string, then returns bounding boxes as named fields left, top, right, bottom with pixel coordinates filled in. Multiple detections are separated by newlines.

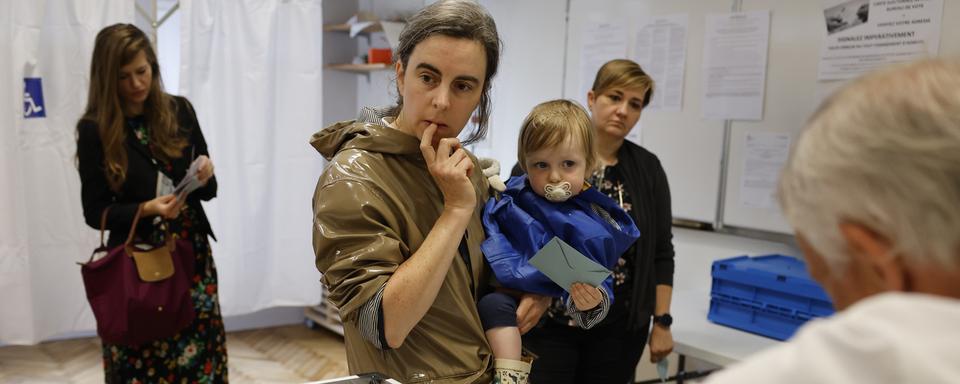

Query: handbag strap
left=97, top=206, right=111, bottom=248
left=123, top=204, right=146, bottom=247
left=97, top=204, right=145, bottom=246
left=88, top=203, right=146, bottom=263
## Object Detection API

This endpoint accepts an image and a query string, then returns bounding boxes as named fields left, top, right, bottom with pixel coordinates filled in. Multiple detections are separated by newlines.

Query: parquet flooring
left=0, top=325, right=349, bottom=383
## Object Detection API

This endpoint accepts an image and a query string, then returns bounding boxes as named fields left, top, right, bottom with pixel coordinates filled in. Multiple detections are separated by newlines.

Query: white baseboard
left=223, top=306, right=307, bottom=332
left=17, top=306, right=309, bottom=347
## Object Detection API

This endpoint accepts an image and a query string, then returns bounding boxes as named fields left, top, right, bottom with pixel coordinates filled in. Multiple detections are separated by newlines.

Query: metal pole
left=157, top=2, right=181, bottom=29
left=714, top=0, right=743, bottom=230
left=136, top=1, right=180, bottom=31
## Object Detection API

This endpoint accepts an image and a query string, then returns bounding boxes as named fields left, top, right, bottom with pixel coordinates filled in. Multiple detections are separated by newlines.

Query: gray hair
left=778, top=58, right=960, bottom=269
left=389, top=0, right=501, bottom=144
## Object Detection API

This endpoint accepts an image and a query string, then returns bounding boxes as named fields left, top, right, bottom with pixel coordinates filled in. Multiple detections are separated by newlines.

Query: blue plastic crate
left=707, top=254, right=835, bottom=341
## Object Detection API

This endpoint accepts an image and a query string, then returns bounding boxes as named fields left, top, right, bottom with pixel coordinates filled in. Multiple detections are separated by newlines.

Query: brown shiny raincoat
left=311, top=120, right=493, bottom=383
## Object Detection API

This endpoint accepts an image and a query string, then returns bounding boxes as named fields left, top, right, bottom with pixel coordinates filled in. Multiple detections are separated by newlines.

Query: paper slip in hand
left=656, top=358, right=669, bottom=382
left=529, top=237, right=612, bottom=291
left=173, top=157, right=204, bottom=202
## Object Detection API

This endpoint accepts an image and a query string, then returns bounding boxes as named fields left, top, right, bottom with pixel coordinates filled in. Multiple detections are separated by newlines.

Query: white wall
left=474, top=0, right=568, bottom=169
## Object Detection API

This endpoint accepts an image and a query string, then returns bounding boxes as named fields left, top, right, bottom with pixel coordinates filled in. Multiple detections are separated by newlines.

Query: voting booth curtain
left=179, top=0, right=325, bottom=316
left=1, top=0, right=325, bottom=345
left=0, top=1, right=134, bottom=344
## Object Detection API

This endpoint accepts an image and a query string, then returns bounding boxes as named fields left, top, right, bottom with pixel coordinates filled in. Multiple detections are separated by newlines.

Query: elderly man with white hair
left=704, top=59, right=960, bottom=383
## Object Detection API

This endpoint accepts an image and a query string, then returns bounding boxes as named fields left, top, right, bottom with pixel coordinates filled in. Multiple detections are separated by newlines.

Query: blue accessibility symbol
left=24, top=77, right=46, bottom=118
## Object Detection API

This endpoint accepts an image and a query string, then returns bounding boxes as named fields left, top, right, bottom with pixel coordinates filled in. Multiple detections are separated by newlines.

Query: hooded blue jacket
left=481, top=175, right=641, bottom=302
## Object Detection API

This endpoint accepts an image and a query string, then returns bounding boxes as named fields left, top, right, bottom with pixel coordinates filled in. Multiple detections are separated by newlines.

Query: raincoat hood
left=311, top=119, right=421, bottom=160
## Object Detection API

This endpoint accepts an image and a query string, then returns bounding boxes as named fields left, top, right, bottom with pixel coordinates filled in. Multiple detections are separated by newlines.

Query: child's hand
left=570, top=283, right=603, bottom=311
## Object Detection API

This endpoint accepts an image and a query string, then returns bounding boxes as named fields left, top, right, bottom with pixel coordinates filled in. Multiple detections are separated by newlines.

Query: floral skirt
left=102, top=231, right=228, bottom=383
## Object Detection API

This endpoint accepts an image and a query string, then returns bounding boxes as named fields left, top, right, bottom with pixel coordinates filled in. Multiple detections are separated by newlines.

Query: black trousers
left=523, top=313, right=650, bottom=384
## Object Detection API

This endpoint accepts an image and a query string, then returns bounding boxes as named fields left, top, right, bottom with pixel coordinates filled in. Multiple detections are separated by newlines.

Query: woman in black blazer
left=512, top=60, right=676, bottom=384
left=76, top=24, right=227, bottom=382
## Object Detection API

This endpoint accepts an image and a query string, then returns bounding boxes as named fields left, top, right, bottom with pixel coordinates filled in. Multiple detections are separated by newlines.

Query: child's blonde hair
left=517, top=99, right=597, bottom=174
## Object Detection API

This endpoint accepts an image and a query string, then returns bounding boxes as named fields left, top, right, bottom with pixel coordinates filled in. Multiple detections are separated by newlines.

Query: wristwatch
left=653, top=313, right=673, bottom=328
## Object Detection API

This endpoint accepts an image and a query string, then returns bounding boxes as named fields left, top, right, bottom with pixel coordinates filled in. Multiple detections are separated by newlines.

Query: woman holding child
left=479, top=99, right=641, bottom=384
left=311, top=1, right=548, bottom=382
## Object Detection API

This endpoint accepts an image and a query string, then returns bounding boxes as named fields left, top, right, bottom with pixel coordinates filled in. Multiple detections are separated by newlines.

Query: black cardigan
left=77, top=96, right=217, bottom=247
left=510, top=140, right=675, bottom=331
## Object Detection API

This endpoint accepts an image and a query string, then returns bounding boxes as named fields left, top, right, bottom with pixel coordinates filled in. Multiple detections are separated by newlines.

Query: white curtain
left=179, top=0, right=325, bottom=316
left=0, top=1, right=133, bottom=345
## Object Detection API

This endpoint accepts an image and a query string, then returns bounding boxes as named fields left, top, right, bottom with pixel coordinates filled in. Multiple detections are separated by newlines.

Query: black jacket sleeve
left=651, top=157, right=675, bottom=286
left=178, top=97, right=217, bottom=202
left=76, top=119, right=146, bottom=234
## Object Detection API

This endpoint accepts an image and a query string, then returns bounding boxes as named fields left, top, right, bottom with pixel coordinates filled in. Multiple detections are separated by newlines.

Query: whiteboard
left=722, top=0, right=960, bottom=234
left=564, top=0, right=734, bottom=224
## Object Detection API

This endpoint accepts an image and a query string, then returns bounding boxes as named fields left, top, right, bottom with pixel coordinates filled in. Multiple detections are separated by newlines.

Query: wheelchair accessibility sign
left=24, top=77, right=46, bottom=118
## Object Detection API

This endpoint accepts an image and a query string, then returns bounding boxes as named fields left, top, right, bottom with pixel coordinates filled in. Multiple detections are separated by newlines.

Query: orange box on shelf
left=368, top=48, right=392, bottom=64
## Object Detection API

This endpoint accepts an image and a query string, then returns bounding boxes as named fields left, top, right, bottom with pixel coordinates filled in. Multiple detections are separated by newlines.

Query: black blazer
left=77, top=95, right=217, bottom=247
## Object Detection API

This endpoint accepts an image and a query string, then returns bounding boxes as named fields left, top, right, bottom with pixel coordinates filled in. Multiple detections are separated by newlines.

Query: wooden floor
left=0, top=325, right=349, bottom=383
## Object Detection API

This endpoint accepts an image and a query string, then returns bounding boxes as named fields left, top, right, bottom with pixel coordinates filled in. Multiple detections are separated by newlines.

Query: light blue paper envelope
left=528, top=237, right=612, bottom=291
left=657, top=358, right=669, bottom=382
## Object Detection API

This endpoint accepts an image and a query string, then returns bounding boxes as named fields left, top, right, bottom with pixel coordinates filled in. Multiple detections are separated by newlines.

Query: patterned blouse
left=127, top=116, right=201, bottom=244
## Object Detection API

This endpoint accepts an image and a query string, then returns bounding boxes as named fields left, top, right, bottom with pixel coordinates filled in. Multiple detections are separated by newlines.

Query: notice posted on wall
left=631, top=14, right=688, bottom=112
left=818, top=0, right=943, bottom=80
left=740, top=132, right=790, bottom=210
left=701, top=11, right=771, bottom=121
left=578, top=21, right=628, bottom=108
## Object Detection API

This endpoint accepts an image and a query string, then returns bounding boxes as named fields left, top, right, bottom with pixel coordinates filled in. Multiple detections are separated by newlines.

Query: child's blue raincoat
left=481, top=175, right=641, bottom=302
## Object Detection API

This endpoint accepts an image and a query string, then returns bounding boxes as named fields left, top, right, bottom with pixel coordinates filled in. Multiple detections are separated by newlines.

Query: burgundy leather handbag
left=79, top=204, right=196, bottom=346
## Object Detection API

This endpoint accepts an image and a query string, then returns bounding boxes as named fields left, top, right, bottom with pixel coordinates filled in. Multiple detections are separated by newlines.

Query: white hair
left=778, top=58, right=960, bottom=269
